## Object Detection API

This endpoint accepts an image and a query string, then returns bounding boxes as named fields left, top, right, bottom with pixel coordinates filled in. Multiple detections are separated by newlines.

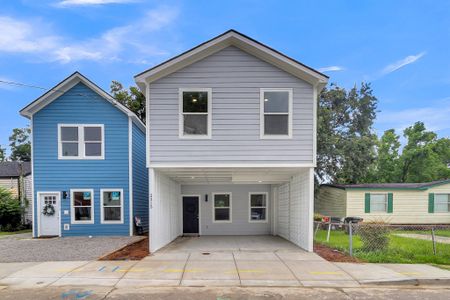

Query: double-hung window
left=213, top=193, right=232, bottom=222
left=249, top=193, right=268, bottom=222
left=58, top=124, right=104, bottom=159
left=71, top=189, right=94, bottom=224
left=260, top=88, right=292, bottom=138
left=101, top=189, right=124, bottom=223
left=179, top=88, right=212, bottom=138
left=370, top=194, right=388, bottom=213
left=435, top=194, right=450, bottom=213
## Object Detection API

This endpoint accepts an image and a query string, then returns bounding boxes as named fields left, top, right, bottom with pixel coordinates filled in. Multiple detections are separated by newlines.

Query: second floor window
left=260, top=88, right=292, bottom=139
left=58, top=124, right=104, bottom=159
left=179, top=88, right=212, bottom=139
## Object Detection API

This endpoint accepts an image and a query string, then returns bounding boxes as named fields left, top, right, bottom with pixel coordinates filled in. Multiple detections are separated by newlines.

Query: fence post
left=314, top=221, right=320, bottom=237
left=431, top=227, right=436, bottom=255
left=326, top=221, right=332, bottom=242
left=349, top=221, right=353, bottom=257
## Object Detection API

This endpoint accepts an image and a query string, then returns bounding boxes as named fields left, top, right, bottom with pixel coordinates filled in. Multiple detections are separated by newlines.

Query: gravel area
left=0, top=233, right=144, bottom=262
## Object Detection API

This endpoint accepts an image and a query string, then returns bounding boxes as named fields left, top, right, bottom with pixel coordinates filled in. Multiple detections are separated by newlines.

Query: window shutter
left=364, top=193, right=370, bottom=213
left=387, top=193, right=393, bottom=213
left=428, top=193, right=435, bottom=213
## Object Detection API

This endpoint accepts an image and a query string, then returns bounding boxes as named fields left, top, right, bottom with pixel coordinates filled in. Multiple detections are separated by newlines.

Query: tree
left=316, top=83, right=378, bottom=184
left=399, top=122, right=450, bottom=182
left=370, top=129, right=401, bottom=183
left=110, top=81, right=146, bottom=123
left=0, top=145, right=5, bottom=162
left=9, top=127, right=31, bottom=162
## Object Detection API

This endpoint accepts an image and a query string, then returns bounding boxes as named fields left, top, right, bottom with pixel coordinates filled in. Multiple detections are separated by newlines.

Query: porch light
left=258, top=180, right=262, bottom=183
left=264, top=98, right=268, bottom=102
left=192, top=98, right=198, bottom=103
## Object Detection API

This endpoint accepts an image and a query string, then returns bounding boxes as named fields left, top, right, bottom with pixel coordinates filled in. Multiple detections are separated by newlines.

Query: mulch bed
left=99, top=237, right=149, bottom=260
left=314, top=243, right=362, bottom=263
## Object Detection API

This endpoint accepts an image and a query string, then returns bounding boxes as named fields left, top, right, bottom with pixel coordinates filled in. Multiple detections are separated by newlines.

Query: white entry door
left=39, top=192, right=60, bottom=236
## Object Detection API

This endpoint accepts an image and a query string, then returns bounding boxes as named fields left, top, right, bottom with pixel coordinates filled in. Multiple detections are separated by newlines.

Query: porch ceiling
left=157, top=167, right=302, bottom=185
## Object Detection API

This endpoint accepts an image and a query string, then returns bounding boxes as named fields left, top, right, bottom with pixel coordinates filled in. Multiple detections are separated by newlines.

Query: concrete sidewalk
left=1, top=252, right=449, bottom=289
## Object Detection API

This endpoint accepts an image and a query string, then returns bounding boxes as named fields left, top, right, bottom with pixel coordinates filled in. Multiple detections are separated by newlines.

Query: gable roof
left=322, top=179, right=450, bottom=191
left=19, top=72, right=145, bottom=132
left=0, top=162, right=31, bottom=178
left=134, top=29, right=329, bottom=90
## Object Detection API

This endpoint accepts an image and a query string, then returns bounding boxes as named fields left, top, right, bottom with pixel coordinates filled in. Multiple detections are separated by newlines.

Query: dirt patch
left=99, top=237, right=149, bottom=261
left=314, top=243, right=362, bottom=263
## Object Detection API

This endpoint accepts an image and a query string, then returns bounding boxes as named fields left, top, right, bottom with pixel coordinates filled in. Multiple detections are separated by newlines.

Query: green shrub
left=357, top=222, right=390, bottom=252
left=0, top=187, right=23, bottom=231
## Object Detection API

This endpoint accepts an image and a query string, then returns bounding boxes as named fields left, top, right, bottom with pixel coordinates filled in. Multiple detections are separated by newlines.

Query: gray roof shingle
left=0, top=162, right=31, bottom=177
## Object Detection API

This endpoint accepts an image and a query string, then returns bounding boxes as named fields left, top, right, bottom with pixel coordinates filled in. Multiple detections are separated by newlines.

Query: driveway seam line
left=332, top=262, right=361, bottom=283
left=274, top=252, right=303, bottom=286
left=114, top=260, right=140, bottom=288
left=179, top=253, right=191, bottom=286
left=231, top=251, right=241, bottom=285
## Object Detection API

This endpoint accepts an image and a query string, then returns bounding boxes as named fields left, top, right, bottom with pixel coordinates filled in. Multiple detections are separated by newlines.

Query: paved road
left=0, top=233, right=143, bottom=262
left=0, top=286, right=449, bottom=300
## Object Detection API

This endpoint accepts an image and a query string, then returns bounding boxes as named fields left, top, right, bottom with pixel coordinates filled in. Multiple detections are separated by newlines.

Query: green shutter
left=364, top=193, right=371, bottom=213
left=387, top=193, right=393, bottom=213
left=428, top=193, right=435, bottom=213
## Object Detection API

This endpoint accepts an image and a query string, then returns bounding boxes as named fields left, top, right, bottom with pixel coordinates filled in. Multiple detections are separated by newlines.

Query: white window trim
left=434, top=193, right=450, bottom=213
left=178, top=88, right=212, bottom=139
left=100, top=188, right=124, bottom=224
left=70, top=189, right=95, bottom=224
left=248, top=192, right=269, bottom=223
left=58, top=124, right=105, bottom=160
left=260, top=88, right=293, bottom=139
left=369, top=193, right=388, bottom=213
left=212, top=192, right=232, bottom=223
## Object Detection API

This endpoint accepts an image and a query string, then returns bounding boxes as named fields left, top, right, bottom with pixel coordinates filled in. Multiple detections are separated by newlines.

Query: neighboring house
left=0, top=161, right=32, bottom=224
left=134, top=30, right=329, bottom=252
left=316, top=180, right=450, bottom=224
left=20, top=72, right=148, bottom=237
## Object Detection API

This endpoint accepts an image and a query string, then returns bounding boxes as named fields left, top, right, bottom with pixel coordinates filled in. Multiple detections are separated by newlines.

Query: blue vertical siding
left=33, top=82, right=130, bottom=236
left=132, top=123, right=149, bottom=232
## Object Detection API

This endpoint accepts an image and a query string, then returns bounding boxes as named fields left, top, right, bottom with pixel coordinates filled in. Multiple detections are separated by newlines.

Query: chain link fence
left=313, top=221, right=450, bottom=264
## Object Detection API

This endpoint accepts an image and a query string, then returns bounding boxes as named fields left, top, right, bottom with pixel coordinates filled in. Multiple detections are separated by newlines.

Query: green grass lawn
left=0, top=229, right=32, bottom=236
left=315, top=229, right=450, bottom=265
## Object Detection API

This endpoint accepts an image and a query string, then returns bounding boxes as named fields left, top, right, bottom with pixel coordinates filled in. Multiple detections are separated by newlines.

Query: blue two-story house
left=20, top=72, right=148, bottom=237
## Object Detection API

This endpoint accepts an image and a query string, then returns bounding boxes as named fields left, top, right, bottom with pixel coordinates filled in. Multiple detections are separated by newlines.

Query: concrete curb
left=360, top=277, right=450, bottom=286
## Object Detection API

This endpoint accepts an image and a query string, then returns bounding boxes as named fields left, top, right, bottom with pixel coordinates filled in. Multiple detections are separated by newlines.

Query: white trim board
left=128, top=117, right=134, bottom=235
left=181, top=194, right=202, bottom=235
left=212, top=192, right=232, bottom=223
left=19, top=72, right=146, bottom=133
left=135, top=30, right=328, bottom=89
left=100, top=188, right=125, bottom=224
left=36, top=191, right=61, bottom=238
left=70, top=189, right=95, bottom=224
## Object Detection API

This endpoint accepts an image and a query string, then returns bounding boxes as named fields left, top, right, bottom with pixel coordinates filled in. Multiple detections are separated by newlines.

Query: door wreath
left=42, top=203, right=56, bottom=216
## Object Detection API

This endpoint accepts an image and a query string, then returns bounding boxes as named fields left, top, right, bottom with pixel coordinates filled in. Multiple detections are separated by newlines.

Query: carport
left=148, top=167, right=314, bottom=253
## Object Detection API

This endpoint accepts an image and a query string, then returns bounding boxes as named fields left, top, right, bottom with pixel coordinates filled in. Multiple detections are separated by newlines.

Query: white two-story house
left=135, top=30, right=328, bottom=252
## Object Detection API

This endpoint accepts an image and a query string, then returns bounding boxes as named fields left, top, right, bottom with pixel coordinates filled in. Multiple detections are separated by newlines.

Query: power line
left=0, top=79, right=116, bottom=105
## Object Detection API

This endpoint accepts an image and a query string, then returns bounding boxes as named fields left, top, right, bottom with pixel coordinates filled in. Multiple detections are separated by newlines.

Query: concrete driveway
left=0, top=232, right=143, bottom=262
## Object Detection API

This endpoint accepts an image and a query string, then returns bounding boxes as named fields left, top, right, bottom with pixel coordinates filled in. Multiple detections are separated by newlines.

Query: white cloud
left=0, top=16, right=60, bottom=53
left=317, top=66, right=345, bottom=72
left=377, top=100, right=450, bottom=135
left=381, top=52, right=426, bottom=75
left=56, top=0, right=138, bottom=7
left=0, top=6, right=179, bottom=63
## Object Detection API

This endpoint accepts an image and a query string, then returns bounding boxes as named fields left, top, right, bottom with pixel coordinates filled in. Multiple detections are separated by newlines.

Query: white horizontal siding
left=149, top=46, right=314, bottom=164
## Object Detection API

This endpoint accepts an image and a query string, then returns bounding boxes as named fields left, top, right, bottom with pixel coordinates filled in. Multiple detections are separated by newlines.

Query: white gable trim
left=134, top=30, right=328, bottom=89
left=20, top=72, right=146, bottom=132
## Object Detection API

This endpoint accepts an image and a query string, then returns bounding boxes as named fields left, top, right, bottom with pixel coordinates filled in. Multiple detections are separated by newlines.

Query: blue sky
left=1, top=0, right=449, bottom=152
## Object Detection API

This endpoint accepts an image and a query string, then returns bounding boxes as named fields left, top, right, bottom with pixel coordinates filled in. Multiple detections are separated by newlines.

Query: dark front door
left=183, top=196, right=199, bottom=234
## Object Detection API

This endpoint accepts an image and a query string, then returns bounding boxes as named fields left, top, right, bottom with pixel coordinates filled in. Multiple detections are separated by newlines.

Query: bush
left=0, top=187, right=23, bottom=231
left=357, top=222, right=390, bottom=252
